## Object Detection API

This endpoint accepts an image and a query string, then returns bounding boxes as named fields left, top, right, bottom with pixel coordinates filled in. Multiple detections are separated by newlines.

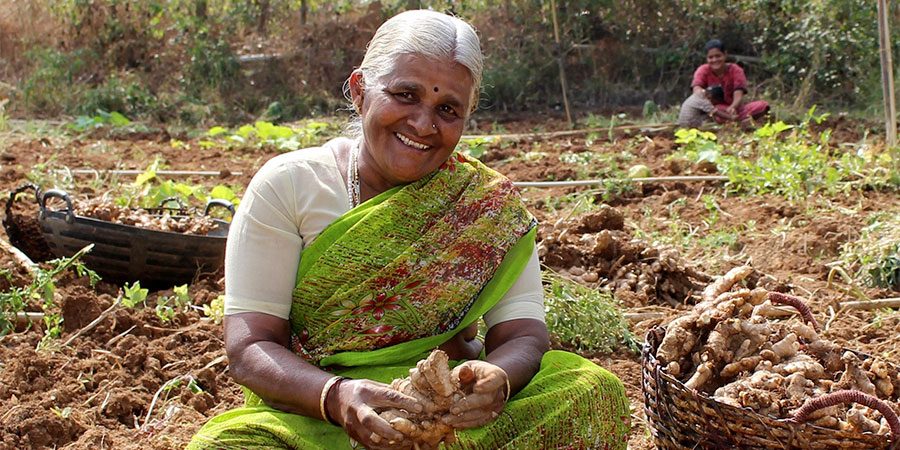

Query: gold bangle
left=498, top=367, right=511, bottom=403
left=319, top=376, right=344, bottom=426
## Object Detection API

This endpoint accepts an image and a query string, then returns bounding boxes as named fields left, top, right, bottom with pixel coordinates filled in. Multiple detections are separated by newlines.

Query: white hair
left=344, top=10, right=483, bottom=135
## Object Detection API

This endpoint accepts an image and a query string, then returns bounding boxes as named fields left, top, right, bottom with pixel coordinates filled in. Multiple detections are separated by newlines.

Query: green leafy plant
left=78, top=73, right=159, bottom=119
left=0, top=245, right=99, bottom=339
left=155, top=284, right=192, bottom=323
left=672, top=111, right=898, bottom=200
left=20, top=48, right=95, bottom=115
left=701, top=194, right=723, bottom=227
left=753, top=120, right=794, bottom=139
left=488, top=122, right=508, bottom=134
left=69, top=110, right=132, bottom=132
left=698, top=227, right=742, bottom=251
left=582, top=113, right=604, bottom=129
left=50, top=406, right=73, bottom=419
left=673, top=128, right=721, bottom=163
left=839, top=211, right=900, bottom=290
left=39, top=247, right=100, bottom=348
left=203, top=295, right=225, bottom=325
left=458, top=137, right=492, bottom=159
left=122, top=281, right=149, bottom=308
left=115, top=159, right=242, bottom=212
left=208, top=120, right=340, bottom=152
left=542, top=271, right=638, bottom=354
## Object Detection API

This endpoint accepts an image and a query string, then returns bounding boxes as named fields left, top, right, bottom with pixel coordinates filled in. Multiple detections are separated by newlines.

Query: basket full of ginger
left=642, top=266, right=900, bottom=450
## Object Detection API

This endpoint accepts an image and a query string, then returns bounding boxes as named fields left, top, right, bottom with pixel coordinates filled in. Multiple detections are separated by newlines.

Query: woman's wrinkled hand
left=440, top=360, right=508, bottom=429
left=725, top=105, right=738, bottom=116
left=328, top=378, right=423, bottom=450
left=437, top=322, right=483, bottom=361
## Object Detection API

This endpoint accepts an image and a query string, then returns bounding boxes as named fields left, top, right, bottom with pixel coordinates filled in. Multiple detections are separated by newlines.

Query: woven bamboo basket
left=643, top=326, right=900, bottom=450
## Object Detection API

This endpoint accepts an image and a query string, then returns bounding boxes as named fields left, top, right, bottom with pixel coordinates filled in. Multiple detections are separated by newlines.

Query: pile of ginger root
left=73, top=195, right=218, bottom=235
left=377, top=349, right=478, bottom=449
left=656, top=265, right=900, bottom=436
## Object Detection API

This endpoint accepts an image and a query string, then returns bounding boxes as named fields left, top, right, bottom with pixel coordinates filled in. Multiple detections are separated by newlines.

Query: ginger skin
left=702, top=265, right=754, bottom=303
left=658, top=268, right=900, bottom=438
left=864, top=359, right=897, bottom=398
left=685, top=362, right=714, bottom=390
left=658, top=314, right=701, bottom=377
left=379, top=350, right=476, bottom=448
left=834, top=352, right=877, bottom=396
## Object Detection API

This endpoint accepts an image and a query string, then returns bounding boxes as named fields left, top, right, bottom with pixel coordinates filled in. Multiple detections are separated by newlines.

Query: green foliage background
left=0, top=0, right=897, bottom=123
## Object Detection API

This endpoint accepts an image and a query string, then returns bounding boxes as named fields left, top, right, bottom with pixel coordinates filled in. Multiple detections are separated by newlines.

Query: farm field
left=0, top=115, right=898, bottom=450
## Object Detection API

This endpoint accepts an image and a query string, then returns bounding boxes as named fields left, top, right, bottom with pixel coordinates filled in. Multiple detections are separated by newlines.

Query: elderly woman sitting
left=188, top=10, right=629, bottom=450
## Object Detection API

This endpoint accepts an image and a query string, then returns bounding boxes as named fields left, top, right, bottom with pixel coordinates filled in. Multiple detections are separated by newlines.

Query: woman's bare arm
left=728, top=90, right=744, bottom=114
left=225, top=312, right=336, bottom=416
left=483, top=318, right=550, bottom=395
left=225, top=313, right=419, bottom=449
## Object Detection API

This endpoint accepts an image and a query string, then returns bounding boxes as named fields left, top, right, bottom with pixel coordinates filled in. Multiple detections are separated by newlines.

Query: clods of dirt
left=539, top=205, right=712, bottom=306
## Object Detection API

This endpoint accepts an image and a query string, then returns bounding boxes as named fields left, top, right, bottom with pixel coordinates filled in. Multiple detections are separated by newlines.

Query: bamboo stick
left=548, top=0, right=573, bottom=127
left=461, top=122, right=676, bottom=141
left=15, top=312, right=44, bottom=324
left=841, top=298, right=900, bottom=311
left=0, top=236, right=37, bottom=276
left=877, top=0, right=897, bottom=147
left=51, top=169, right=243, bottom=177
left=55, top=167, right=724, bottom=188
left=513, top=175, right=728, bottom=188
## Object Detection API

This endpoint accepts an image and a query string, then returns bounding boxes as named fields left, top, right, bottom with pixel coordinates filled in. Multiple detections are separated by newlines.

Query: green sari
left=189, top=153, right=630, bottom=449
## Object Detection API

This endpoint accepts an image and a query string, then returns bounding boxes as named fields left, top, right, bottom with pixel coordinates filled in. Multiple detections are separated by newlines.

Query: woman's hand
left=327, top=378, right=423, bottom=449
left=438, top=322, right=483, bottom=361
left=729, top=90, right=744, bottom=116
left=440, top=360, right=508, bottom=429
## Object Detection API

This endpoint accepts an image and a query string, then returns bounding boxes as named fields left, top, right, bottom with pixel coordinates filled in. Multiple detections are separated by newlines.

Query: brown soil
left=0, top=122, right=897, bottom=449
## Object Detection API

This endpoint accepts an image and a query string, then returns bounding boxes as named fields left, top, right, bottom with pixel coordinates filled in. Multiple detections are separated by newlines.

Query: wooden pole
left=462, top=121, right=676, bottom=141
left=51, top=169, right=243, bottom=177
left=549, top=0, right=573, bottom=127
left=877, top=0, right=897, bottom=147
left=841, top=298, right=900, bottom=311
left=513, top=175, right=728, bottom=188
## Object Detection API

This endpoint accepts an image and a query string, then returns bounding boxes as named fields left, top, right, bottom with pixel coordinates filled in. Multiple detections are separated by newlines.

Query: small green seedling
left=122, top=281, right=149, bottom=308
left=155, top=284, right=192, bottom=323
left=203, top=295, right=225, bottom=325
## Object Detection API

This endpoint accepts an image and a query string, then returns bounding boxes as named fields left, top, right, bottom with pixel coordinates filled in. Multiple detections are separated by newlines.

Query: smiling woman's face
left=350, top=54, right=474, bottom=189
left=706, top=47, right=726, bottom=72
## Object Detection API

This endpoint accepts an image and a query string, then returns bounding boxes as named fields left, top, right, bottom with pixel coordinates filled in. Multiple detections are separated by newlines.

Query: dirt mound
left=0, top=262, right=238, bottom=450
left=1, top=185, right=53, bottom=263
left=539, top=204, right=712, bottom=306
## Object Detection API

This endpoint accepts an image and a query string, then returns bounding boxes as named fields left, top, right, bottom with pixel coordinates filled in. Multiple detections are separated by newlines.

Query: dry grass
left=0, top=1, right=58, bottom=82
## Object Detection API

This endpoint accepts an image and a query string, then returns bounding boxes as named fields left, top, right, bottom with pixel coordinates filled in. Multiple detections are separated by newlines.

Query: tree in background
left=1, top=0, right=895, bottom=123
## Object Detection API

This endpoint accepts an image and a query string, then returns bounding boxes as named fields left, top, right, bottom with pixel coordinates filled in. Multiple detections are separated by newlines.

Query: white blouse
left=223, top=140, right=545, bottom=329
